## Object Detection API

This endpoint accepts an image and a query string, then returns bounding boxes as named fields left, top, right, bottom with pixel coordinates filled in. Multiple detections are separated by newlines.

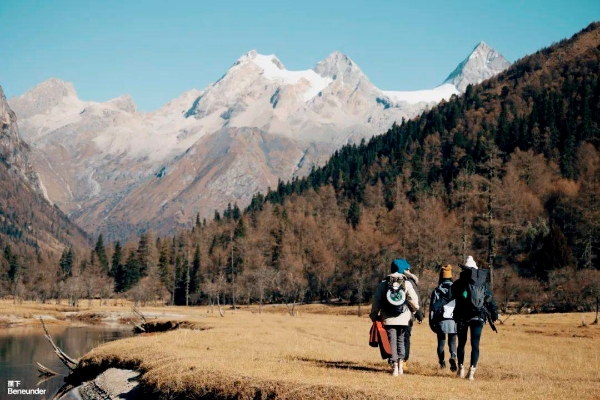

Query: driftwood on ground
left=36, top=361, right=60, bottom=376
left=40, top=317, right=78, bottom=370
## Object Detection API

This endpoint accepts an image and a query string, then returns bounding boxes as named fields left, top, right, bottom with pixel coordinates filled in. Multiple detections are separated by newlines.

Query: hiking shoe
left=389, top=359, right=398, bottom=376
left=467, top=366, right=476, bottom=381
left=398, top=360, right=404, bottom=375
left=457, top=364, right=465, bottom=378
left=439, top=360, right=446, bottom=369
left=449, top=359, right=457, bottom=372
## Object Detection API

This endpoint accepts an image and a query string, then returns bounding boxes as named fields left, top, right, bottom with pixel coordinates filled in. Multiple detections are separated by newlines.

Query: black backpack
left=382, top=275, right=407, bottom=314
left=458, top=268, right=490, bottom=319
left=429, top=281, right=454, bottom=332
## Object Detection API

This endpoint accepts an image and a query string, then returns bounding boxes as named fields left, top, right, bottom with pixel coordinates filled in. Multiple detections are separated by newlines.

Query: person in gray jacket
left=370, top=258, right=420, bottom=376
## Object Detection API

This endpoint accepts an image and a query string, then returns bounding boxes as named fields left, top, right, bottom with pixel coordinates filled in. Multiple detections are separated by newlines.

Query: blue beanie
left=390, top=258, right=410, bottom=274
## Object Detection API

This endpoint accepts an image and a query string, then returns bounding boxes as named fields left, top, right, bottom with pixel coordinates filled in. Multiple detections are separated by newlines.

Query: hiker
left=429, top=264, right=457, bottom=371
left=370, top=258, right=421, bottom=376
left=402, top=263, right=423, bottom=367
left=451, top=256, right=499, bottom=380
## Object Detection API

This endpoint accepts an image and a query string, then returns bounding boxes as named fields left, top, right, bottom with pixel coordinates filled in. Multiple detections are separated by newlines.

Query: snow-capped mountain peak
left=443, top=41, right=510, bottom=92
left=313, top=51, right=366, bottom=87
left=9, top=77, right=81, bottom=119
left=105, top=94, right=137, bottom=114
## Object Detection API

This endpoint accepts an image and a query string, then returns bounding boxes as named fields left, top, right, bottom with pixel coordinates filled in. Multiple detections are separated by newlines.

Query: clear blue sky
left=1, top=0, right=599, bottom=111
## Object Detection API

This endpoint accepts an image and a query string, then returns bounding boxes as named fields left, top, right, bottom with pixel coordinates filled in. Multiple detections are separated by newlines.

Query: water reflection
left=0, top=324, right=132, bottom=400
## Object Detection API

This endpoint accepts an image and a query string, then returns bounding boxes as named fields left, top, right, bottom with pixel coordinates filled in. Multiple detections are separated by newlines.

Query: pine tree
left=59, top=247, right=74, bottom=278
left=122, top=250, right=141, bottom=292
left=190, top=244, right=201, bottom=298
left=94, top=234, right=109, bottom=275
left=234, top=218, right=246, bottom=238
left=346, top=201, right=361, bottom=229
left=111, top=241, right=123, bottom=278
left=137, top=233, right=150, bottom=276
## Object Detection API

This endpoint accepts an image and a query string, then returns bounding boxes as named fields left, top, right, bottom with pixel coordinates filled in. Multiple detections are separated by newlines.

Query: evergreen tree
left=234, top=218, right=246, bottom=238
left=137, top=233, right=150, bottom=276
left=3, top=245, right=19, bottom=283
left=190, top=244, right=201, bottom=297
left=346, top=201, right=361, bottom=229
left=232, top=203, right=241, bottom=221
left=94, top=234, right=109, bottom=275
left=59, top=247, right=74, bottom=278
left=111, top=242, right=123, bottom=278
left=123, top=250, right=142, bottom=292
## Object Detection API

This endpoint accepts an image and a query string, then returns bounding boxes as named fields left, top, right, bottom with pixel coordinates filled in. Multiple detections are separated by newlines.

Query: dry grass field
left=70, top=307, right=600, bottom=400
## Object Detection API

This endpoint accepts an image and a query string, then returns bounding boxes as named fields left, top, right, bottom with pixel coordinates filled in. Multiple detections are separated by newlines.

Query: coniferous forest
left=2, top=23, right=599, bottom=313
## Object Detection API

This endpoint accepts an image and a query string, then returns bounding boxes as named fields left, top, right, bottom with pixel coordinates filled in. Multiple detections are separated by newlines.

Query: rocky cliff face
left=443, top=42, right=511, bottom=92
left=8, top=44, right=510, bottom=241
left=0, top=85, right=88, bottom=254
left=0, top=86, right=46, bottom=197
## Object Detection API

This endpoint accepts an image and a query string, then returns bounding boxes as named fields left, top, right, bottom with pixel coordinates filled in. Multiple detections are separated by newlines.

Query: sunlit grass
left=76, top=309, right=600, bottom=400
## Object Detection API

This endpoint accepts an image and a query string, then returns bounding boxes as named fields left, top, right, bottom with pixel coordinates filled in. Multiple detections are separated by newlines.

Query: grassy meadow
left=69, top=306, right=600, bottom=400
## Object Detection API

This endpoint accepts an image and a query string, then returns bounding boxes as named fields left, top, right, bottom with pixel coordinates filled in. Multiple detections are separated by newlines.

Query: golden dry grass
left=76, top=309, right=600, bottom=400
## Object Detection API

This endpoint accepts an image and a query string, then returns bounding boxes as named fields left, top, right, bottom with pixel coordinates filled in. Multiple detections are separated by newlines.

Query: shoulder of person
left=405, top=279, right=416, bottom=291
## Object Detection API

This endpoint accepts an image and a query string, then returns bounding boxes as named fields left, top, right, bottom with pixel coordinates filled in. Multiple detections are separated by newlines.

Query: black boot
left=449, top=358, right=457, bottom=372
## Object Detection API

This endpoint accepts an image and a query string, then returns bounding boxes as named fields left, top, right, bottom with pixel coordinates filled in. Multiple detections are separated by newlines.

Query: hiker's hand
left=415, top=309, right=424, bottom=323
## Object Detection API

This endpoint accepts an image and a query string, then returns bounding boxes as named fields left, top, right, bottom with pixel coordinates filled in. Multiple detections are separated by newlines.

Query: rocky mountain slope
left=0, top=86, right=88, bottom=255
left=8, top=44, right=510, bottom=240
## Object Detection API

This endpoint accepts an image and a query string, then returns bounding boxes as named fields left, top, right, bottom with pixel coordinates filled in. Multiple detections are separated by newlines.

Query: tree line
left=1, top=23, right=599, bottom=314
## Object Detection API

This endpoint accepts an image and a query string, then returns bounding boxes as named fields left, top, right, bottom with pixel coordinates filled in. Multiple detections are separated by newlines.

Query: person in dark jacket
left=451, top=256, right=499, bottom=380
left=429, top=264, right=457, bottom=370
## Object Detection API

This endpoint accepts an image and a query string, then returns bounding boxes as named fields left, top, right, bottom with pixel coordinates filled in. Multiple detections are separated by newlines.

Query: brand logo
left=7, top=380, right=46, bottom=396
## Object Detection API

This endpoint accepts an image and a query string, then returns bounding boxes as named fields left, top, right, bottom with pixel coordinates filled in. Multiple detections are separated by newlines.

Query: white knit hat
left=464, top=256, right=478, bottom=269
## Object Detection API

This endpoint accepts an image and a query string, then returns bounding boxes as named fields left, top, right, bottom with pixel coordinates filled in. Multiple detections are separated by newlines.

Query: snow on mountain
left=8, top=43, right=510, bottom=240
left=237, top=50, right=333, bottom=101
left=383, top=83, right=460, bottom=105
left=313, top=50, right=368, bottom=87
left=444, top=41, right=511, bottom=92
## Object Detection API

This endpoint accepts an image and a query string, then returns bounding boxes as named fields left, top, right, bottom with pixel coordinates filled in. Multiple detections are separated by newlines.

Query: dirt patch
left=77, top=368, right=140, bottom=400
left=67, top=312, right=108, bottom=324
left=134, top=320, right=209, bottom=334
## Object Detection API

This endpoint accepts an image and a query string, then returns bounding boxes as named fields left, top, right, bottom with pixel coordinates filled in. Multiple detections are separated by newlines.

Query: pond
left=0, top=324, right=132, bottom=399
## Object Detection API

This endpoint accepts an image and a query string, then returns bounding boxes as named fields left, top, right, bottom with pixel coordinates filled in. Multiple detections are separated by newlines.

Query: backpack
left=383, top=275, right=407, bottom=313
left=429, top=281, right=454, bottom=332
left=458, top=268, right=490, bottom=319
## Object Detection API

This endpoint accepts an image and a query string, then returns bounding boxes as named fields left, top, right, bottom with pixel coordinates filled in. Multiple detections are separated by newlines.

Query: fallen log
left=37, top=362, right=60, bottom=376
left=40, top=317, right=78, bottom=370
left=132, top=306, right=148, bottom=324
left=52, top=383, right=76, bottom=400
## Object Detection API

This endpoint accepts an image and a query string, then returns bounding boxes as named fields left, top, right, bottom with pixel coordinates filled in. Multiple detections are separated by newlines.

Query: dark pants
left=403, top=321, right=412, bottom=361
left=385, top=325, right=408, bottom=362
left=457, top=320, right=484, bottom=367
left=436, top=332, right=457, bottom=363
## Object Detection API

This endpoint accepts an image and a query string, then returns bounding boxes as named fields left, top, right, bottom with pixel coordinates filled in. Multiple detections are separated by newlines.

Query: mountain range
left=7, top=42, right=510, bottom=241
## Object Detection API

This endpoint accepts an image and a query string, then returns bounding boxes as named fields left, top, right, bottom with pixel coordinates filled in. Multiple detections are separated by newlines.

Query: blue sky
left=1, top=0, right=599, bottom=111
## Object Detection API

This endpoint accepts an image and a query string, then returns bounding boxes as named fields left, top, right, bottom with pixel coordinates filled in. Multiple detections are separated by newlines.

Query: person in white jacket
left=370, top=258, right=420, bottom=376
